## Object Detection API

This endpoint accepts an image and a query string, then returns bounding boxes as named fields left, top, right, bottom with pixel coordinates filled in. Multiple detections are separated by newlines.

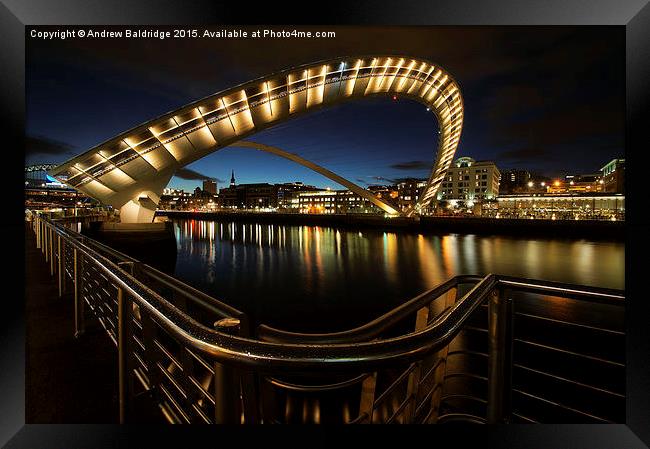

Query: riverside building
left=437, top=157, right=501, bottom=204
left=297, top=189, right=379, bottom=214
left=487, top=193, right=625, bottom=221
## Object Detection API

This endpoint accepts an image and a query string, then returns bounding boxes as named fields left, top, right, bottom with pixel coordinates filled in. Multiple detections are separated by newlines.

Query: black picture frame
left=3, top=1, right=649, bottom=447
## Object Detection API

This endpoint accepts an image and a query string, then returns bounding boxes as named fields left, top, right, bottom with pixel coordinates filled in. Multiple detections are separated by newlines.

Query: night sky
left=26, top=26, right=625, bottom=191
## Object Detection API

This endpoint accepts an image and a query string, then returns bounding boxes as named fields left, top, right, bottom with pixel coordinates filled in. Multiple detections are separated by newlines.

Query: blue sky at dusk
left=26, top=26, right=624, bottom=192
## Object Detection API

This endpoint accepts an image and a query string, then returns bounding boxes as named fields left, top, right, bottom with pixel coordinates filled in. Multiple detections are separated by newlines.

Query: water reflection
left=172, top=219, right=624, bottom=332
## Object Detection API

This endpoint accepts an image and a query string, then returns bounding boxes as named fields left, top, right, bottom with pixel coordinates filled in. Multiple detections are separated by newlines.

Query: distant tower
left=230, top=170, right=236, bottom=187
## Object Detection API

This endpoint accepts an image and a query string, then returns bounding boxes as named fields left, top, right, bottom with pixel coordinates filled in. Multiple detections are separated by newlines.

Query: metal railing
left=28, top=212, right=625, bottom=424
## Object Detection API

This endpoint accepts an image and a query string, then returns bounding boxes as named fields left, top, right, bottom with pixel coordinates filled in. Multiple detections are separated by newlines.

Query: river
left=170, top=218, right=624, bottom=333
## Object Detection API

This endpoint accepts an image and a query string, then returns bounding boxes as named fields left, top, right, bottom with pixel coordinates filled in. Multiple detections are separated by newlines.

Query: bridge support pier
left=118, top=196, right=159, bottom=224
left=113, top=169, right=174, bottom=224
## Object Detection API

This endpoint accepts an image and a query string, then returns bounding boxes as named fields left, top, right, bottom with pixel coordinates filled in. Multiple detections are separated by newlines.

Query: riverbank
left=155, top=210, right=624, bottom=240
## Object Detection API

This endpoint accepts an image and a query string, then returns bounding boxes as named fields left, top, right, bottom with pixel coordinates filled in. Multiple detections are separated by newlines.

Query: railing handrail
left=49, top=219, right=248, bottom=325
left=497, top=276, right=624, bottom=304
left=33, top=213, right=625, bottom=375
left=257, top=274, right=483, bottom=343
left=259, top=275, right=625, bottom=343
left=47, top=213, right=484, bottom=344
left=35, top=213, right=495, bottom=372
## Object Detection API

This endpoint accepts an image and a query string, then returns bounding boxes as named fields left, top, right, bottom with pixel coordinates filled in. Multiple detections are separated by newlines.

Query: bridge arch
left=49, top=56, right=464, bottom=222
left=231, top=140, right=400, bottom=215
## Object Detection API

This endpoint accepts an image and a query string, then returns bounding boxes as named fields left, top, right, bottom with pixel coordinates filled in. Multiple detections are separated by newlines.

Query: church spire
left=230, top=169, right=236, bottom=187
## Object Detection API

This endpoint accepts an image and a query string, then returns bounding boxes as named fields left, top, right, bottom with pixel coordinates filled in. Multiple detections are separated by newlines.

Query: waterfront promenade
left=24, top=225, right=162, bottom=423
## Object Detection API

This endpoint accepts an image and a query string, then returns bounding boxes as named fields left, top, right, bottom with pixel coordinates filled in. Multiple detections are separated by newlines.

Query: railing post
left=43, top=223, right=48, bottom=258
left=118, top=259, right=137, bottom=423
left=405, top=306, right=430, bottom=423
left=213, top=318, right=242, bottom=424
left=428, top=285, right=458, bottom=423
left=487, top=286, right=513, bottom=424
left=236, top=316, right=260, bottom=425
left=358, top=372, right=377, bottom=424
left=57, top=235, right=63, bottom=297
left=36, top=217, right=41, bottom=249
left=73, top=248, right=85, bottom=338
left=61, top=238, right=67, bottom=295
left=117, top=286, right=133, bottom=424
left=49, top=227, right=55, bottom=276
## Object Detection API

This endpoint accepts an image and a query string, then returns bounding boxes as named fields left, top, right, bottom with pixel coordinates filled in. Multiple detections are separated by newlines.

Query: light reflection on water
left=172, top=219, right=624, bottom=332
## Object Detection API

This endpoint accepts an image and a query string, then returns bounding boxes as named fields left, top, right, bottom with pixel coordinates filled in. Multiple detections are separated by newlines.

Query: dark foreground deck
left=24, top=226, right=161, bottom=423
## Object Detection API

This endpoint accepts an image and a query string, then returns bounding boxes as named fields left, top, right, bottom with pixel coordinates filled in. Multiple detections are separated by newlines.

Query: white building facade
left=437, top=157, right=501, bottom=202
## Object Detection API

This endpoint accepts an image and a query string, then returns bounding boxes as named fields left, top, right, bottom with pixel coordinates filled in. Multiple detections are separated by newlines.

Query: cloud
left=355, top=176, right=400, bottom=186
left=357, top=176, right=400, bottom=186
left=25, top=135, right=77, bottom=156
left=390, top=161, right=430, bottom=171
left=174, top=168, right=224, bottom=183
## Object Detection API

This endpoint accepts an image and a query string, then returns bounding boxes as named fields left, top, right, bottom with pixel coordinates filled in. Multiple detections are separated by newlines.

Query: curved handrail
left=258, top=274, right=483, bottom=344
left=52, top=221, right=248, bottom=324
left=37, top=214, right=625, bottom=375
left=52, top=214, right=484, bottom=345
left=265, top=373, right=370, bottom=392
left=257, top=276, right=624, bottom=342
left=43, top=215, right=495, bottom=373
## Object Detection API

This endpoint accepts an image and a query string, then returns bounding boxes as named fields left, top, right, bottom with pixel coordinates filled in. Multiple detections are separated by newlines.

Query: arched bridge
left=49, top=56, right=464, bottom=222
left=231, top=140, right=401, bottom=215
